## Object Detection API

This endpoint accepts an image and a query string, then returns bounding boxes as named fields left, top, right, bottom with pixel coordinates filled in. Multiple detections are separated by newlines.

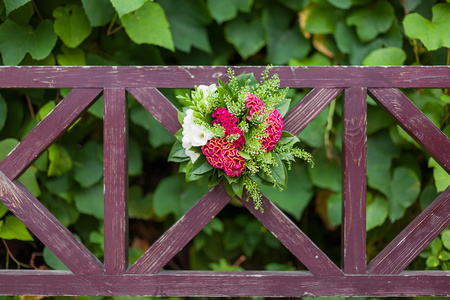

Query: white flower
left=185, top=148, right=200, bottom=163
left=197, top=84, right=217, bottom=98
left=188, top=124, right=213, bottom=146
left=181, top=109, right=213, bottom=162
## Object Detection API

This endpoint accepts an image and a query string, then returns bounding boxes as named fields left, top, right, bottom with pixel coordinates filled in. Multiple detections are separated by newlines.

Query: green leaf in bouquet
left=209, top=168, right=222, bottom=187
left=274, top=98, right=291, bottom=117
left=278, top=131, right=300, bottom=148
left=191, top=155, right=213, bottom=175
left=185, top=161, right=205, bottom=182
left=231, top=178, right=244, bottom=199
left=238, top=151, right=251, bottom=160
left=177, top=110, right=186, bottom=126
left=234, top=72, right=258, bottom=89
left=168, top=141, right=190, bottom=163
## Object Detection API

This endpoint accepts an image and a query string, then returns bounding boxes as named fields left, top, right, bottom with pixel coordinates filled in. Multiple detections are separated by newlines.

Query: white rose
left=197, top=84, right=217, bottom=98
left=188, top=124, right=213, bottom=147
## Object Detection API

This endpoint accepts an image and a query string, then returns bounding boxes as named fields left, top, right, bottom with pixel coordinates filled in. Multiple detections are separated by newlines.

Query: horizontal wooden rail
left=0, top=65, right=449, bottom=297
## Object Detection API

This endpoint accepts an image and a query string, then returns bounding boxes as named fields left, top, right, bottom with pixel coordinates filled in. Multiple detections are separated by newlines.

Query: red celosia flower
left=245, top=93, right=265, bottom=121
left=201, top=137, right=245, bottom=177
left=260, top=109, right=283, bottom=152
left=212, top=107, right=245, bottom=150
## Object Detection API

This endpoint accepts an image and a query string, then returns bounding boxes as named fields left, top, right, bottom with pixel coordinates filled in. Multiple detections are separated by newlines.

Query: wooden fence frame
left=0, top=66, right=449, bottom=297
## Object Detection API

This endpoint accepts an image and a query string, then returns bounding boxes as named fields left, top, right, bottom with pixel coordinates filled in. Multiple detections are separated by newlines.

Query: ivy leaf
left=428, top=157, right=450, bottom=193
left=56, top=45, right=86, bottom=66
left=262, top=5, right=310, bottom=64
left=346, top=0, right=395, bottom=42
left=48, top=144, right=72, bottom=177
left=0, top=203, right=8, bottom=219
left=0, top=95, right=7, bottom=131
left=73, top=141, right=103, bottom=188
left=0, top=215, right=34, bottom=241
left=0, top=19, right=57, bottom=65
left=53, top=5, right=92, bottom=48
left=224, top=14, right=265, bottom=60
left=160, top=0, right=212, bottom=53
left=389, top=167, right=421, bottom=222
left=3, top=0, right=30, bottom=15
left=110, top=0, right=147, bottom=17
left=74, top=182, right=104, bottom=220
left=303, top=3, right=344, bottom=34
left=366, top=195, right=388, bottom=231
left=121, top=2, right=174, bottom=51
left=308, top=149, right=341, bottom=192
left=442, top=230, right=450, bottom=250
left=363, top=47, right=406, bottom=66
left=207, top=0, right=252, bottom=24
left=403, top=3, right=450, bottom=51
left=81, top=0, right=115, bottom=27
left=43, top=246, right=69, bottom=270
left=129, top=186, right=153, bottom=219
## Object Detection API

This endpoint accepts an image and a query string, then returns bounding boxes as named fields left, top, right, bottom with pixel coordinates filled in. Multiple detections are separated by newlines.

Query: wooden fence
left=0, top=66, right=449, bottom=297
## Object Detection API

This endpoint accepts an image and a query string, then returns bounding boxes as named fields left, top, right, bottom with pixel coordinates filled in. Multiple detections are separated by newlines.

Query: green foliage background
left=0, top=0, right=449, bottom=299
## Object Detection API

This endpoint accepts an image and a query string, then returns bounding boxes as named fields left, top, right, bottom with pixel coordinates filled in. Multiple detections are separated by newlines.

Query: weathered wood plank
left=127, top=184, right=230, bottom=274
left=369, top=88, right=450, bottom=173
left=0, top=66, right=449, bottom=88
left=104, top=88, right=129, bottom=274
left=239, top=194, right=343, bottom=276
left=0, top=88, right=102, bottom=180
left=283, top=88, right=343, bottom=135
left=0, top=172, right=104, bottom=274
left=0, top=270, right=449, bottom=297
left=127, top=87, right=181, bottom=135
left=368, top=186, right=450, bottom=274
left=342, top=87, right=367, bottom=274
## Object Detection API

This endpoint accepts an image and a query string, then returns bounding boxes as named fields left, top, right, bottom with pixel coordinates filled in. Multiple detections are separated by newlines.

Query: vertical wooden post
left=104, top=88, right=129, bottom=274
left=342, top=87, right=367, bottom=274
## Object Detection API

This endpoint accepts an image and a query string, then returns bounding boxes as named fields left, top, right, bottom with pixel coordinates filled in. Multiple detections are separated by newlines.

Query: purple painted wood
left=342, top=88, right=367, bottom=274
left=284, top=88, right=343, bottom=135
left=103, top=88, right=129, bottom=274
left=0, top=66, right=448, bottom=89
left=127, top=87, right=181, bottom=135
left=127, top=184, right=230, bottom=274
left=0, top=88, right=102, bottom=180
left=0, top=172, right=104, bottom=274
left=369, top=88, right=450, bottom=173
left=368, top=186, right=450, bottom=274
left=0, top=270, right=449, bottom=297
left=239, top=194, right=342, bottom=276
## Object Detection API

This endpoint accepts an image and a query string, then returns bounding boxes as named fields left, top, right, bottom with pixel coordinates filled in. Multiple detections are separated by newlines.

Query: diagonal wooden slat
left=342, top=88, right=367, bottom=274
left=283, top=88, right=343, bottom=135
left=0, top=88, right=102, bottom=180
left=368, top=186, right=450, bottom=274
left=369, top=88, right=450, bottom=173
left=0, top=171, right=104, bottom=274
left=103, top=88, right=129, bottom=274
left=127, top=184, right=231, bottom=274
left=239, top=194, right=343, bottom=276
left=127, top=87, right=181, bottom=135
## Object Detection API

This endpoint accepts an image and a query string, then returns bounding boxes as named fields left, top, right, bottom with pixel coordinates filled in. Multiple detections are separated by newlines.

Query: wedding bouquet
left=169, top=68, right=313, bottom=212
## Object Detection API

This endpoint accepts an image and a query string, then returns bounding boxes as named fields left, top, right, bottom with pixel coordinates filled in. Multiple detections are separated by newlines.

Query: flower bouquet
left=169, top=68, right=313, bottom=212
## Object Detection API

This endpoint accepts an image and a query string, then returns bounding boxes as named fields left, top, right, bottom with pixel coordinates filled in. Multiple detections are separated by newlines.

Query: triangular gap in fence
left=367, top=88, right=450, bottom=275
left=0, top=88, right=104, bottom=275
left=127, top=87, right=343, bottom=275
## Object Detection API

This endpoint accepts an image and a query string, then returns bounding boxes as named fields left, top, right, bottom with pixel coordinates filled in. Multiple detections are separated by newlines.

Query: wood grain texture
left=369, top=88, right=450, bottom=173
left=0, top=172, right=104, bottom=274
left=283, top=88, right=343, bottom=135
left=342, top=88, right=367, bottom=274
left=127, top=87, right=181, bottom=135
left=103, top=88, right=129, bottom=274
left=368, top=186, right=450, bottom=274
left=0, top=270, right=449, bottom=297
left=0, top=66, right=448, bottom=88
left=240, top=194, right=342, bottom=276
left=127, top=184, right=230, bottom=274
left=0, top=88, right=102, bottom=180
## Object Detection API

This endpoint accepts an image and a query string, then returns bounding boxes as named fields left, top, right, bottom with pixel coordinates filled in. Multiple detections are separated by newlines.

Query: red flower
left=201, top=137, right=245, bottom=177
left=260, top=109, right=283, bottom=152
left=245, top=93, right=265, bottom=121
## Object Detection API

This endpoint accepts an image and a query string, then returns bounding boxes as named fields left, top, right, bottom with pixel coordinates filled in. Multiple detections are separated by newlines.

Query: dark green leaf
left=81, top=0, right=115, bottom=27
left=43, top=246, right=69, bottom=270
left=346, top=0, right=395, bottom=42
left=207, top=0, right=252, bottom=23
left=128, top=186, right=153, bottom=219
left=48, top=144, right=72, bottom=177
left=298, top=105, right=328, bottom=148
left=0, top=19, right=57, bottom=65
left=289, top=52, right=332, bottom=66
left=128, top=137, right=143, bottom=176
left=263, top=5, right=310, bottom=64
left=73, top=141, right=103, bottom=188
left=304, top=3, right=344, bottom=34
left=308, top=149, right=341, bottom=192
left=191, top=155, right=213, bottom=175
left=389, top=167, right=421, bottom=222
left=3, top=0, right=30, bottom=15
left=160, top=0, right=212, bottom=53
left=0, top=95, right=6, bottom=131
left=121, top=2, right=174, bottom=51
left=403, top=3, right=450, bottom=51
left=224, top=15, right=265, bottom=60
left=53, top=5, right=92, bottom=48
left=74, top=182, right=104, bottom=219
left=326, top=192, right=342, bottom=227
left=0, top=215, right=34, bottom=241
